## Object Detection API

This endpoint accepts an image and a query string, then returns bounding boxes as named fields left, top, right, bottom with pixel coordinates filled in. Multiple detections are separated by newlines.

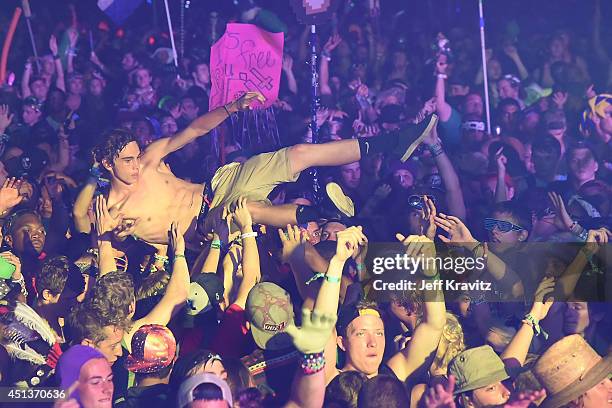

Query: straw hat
left=533, top=335, right=612, bottom=408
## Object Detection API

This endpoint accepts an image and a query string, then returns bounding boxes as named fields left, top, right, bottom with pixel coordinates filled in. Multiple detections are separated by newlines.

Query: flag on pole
left=97, top=0, right=145, bottom=25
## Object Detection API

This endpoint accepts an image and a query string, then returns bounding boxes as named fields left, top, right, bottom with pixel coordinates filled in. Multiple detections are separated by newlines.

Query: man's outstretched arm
left=142, top=92, right=265, bottom=164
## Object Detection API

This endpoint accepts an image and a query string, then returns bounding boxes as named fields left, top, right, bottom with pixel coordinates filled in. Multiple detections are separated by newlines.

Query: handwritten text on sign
left=209, top=23, right=284, bottom=111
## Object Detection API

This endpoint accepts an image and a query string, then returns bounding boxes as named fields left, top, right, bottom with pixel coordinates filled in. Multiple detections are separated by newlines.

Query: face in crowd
left=103, top=141, right=141, bottom=185
left=78, top=358, right=114, bottom=408
left=337, top=314, right=385, bottom=377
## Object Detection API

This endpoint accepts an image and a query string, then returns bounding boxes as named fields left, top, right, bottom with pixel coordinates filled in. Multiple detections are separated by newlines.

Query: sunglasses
left=408, top=195, right=437, bottom=210
left=484, top=218, right=524, bottom=233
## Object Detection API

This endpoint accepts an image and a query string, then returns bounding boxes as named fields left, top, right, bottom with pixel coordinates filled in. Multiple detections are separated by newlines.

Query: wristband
left=305, top=272, right=341, bottom=285
left=154, top=254, right=169, bottom=265
left=300, top=352, right=325, bottom=375
left=436, top=73, right=448, bottom=79
left=321, top=50, right=331, bottom=62
left=428, top=143, right=444, bottom=157
left=174, top=254, right=186, bottom=262
left=210, top=239, right=222, bottom=250
left=522, top=313, right=548, bottom=340
left=356, top=263, right=365, bottom=272
left=223, top=104, right=231, bottom=117
left=89, top=166, right=102, bottom=180
left=240, top=231, right=258, bottom=239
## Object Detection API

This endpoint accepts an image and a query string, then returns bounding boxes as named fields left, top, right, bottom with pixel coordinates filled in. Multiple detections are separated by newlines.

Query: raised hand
left=548, top=192, right=572, bottom=230
left=423, top=375, right=457, bottom=408
left=551, top=91, right=568, bottom=109
left=0, top=178, right=23, bottom=213
left=231, top=91, right=266, bottom=111
left=434, top=213, right=476, bottom=246
left=0, top=104, right=14, bottom=132
left=335, top=226, right=367, bottom=262
left=496, top=147, right=507, bottom=174
left=0, top=251, right=22, bottom=280
left=94, top=195, right=122, bottom=237
left=422, top=196, right=438, bottom=240
left=530, top=276, right=555, bottom=321
left=282, top=53, right=294, bottom=72
left=502, top=389, right=546, bottom=408
left=583, top=227, right=611, bottom=258
left=323, top=34, right=342, bottom=53
left=67, top=28, right=78, bottom=48
left=232, top=197, right=253, bottom=232
left=169, top=221, right=185, bottom=256
left=278, top=224, right=307, bottom=263
left=49, top=35, right=59, bottom=56
left=395, top=234, right=437, bottom=273
left=503, top=44, right=519, bottom=59
left=373, top=184, right=392, bottom=200
left=285, top=308, right=338, bottom=354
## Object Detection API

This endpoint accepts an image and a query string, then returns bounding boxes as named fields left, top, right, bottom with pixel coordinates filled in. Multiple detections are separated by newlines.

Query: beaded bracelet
left=174, top=254, right=186, bottom=262
left=301, top=352, right=325, bottom=375
left=428, top=143, right=444, bottom=157
left=305, top=273, right=341, bottom=285
left=522, top=313, right=548, bottom=340
left=154, top=254, right=169, bottom=266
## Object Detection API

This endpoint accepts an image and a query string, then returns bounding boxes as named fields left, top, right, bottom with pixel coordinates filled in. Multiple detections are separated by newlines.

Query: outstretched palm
left=434, top=213, right=476, bottom=247
left=285, top=309, right=338, bottom=354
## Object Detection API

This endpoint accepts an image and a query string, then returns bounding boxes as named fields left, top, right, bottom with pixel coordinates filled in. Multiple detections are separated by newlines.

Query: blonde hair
left=434, top=312, right=466, bottom=373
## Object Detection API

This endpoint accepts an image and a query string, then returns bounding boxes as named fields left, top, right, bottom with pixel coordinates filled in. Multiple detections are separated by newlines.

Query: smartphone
left=0, top=255, right=16, bottom=279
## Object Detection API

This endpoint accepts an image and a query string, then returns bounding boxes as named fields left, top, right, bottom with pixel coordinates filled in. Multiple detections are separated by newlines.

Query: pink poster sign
left=209, top=23, right=284, bottom=111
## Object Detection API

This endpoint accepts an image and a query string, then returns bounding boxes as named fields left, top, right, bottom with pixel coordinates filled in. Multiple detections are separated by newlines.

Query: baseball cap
left=336, top=302, right=381, bottom=337
left=245, top=282, right=294, bottom=350
left=5, top=148, right=49, bottom=179
left=178, top=373, right=233, bottom=408
left=448, top=345, right=509, bottom=394
left=125, top=324, right=176, bottom=373
left=388, top=159, right=420, bottom=179
left=187, top=273, right=224, bottom=316
left=23, top=96, right=42, bottom=111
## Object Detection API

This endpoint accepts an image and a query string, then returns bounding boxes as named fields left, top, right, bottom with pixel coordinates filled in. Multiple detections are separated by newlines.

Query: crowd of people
left=0, top=0, right=610, bottom=407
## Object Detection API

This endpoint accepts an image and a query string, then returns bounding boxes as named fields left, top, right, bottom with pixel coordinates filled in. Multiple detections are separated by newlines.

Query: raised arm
left=434, top=55, right=452, bottom=122
left=49, top=35, right=65, bottom=92
left=279, top=224, right=316, bottom=307
left=320, top=35, right=342, bottom=95
left=501, top=277, right=554, bottom=366
left=73, top=169, right=98, bottom=234
left=557, top=229, right=609, bottom=299
left=423, top=126, right=466, bottom=220
left=129, top=223, right=190, bottom=340
left=494, top=148, right=509, bottom=203
left=21, top=60, right=33, bottom=98
left=504, top=44, right=529, bottom=81
left=231, top=198, right=261, bottom=309
left=94, top=195, right=118, bottom=277
left=141, top=92, right=264, bottom=164
left=282, top=54, right=298, bottom=95
left=287, top=226, right=366, bottom=401
left=387, top=235, right=446, bottom=382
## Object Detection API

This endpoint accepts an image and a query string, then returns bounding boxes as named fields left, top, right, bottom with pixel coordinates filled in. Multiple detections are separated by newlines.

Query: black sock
left=296, top=205, right=321, bottom=224
left=358, top=131, right=399, bottom=157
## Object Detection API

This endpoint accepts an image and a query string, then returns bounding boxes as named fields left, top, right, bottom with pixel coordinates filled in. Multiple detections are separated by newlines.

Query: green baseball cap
left=246, top=282, right=295, bottom=350
left=449, top=345, right=509, bottom=394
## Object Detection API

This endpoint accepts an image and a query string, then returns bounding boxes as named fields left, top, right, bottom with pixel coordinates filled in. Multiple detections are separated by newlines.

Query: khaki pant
left=209, top=147, right=299, bottom=210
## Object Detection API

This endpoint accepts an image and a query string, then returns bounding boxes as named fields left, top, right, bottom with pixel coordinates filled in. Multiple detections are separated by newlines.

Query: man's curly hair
left=86, top=271, right=135, bottom=331
left=93, top=128, right=137, bottom=166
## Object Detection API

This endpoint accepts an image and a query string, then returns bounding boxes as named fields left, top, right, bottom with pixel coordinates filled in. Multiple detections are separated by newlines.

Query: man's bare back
left=107, top=162, right=204, bottom=245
